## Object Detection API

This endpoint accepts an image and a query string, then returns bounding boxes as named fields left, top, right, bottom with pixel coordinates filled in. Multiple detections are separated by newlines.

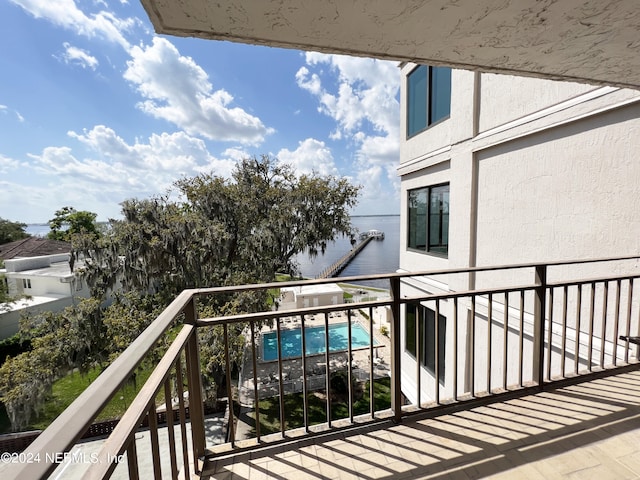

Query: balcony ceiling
left=140, top=0, right=640, bottom=89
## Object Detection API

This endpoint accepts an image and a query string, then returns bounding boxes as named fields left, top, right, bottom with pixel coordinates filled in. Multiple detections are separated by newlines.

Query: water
left=262, top=322, right=378, bottom=361
left=295, top=215, right=400, bottom=288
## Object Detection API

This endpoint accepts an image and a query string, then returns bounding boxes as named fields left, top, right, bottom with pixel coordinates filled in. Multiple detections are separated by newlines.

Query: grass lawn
left=253, top=377, right=391, bottom=435
left=1, top=362, right=160, bottom=434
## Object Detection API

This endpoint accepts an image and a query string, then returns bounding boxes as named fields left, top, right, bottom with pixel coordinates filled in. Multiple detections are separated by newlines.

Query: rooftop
left=0, top=237, right=70, bottom=261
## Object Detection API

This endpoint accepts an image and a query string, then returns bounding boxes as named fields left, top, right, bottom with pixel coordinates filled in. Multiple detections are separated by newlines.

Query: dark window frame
left=407, top=183, right=449, bottom=257
left=405, top=302, right=446, bottom=383
left=407, top=65, right=451, bottom=138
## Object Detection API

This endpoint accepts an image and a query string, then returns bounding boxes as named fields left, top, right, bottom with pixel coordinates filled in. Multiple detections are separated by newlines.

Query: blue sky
left=0, top=0, right=401, bottom=224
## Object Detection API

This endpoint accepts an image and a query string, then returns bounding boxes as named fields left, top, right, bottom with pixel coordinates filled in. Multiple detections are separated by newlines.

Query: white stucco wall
left=398, top=67, right=640, bottom=404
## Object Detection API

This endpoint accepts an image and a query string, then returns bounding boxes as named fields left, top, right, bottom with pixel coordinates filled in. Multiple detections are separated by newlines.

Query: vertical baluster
left=600, top=282, right=609, bottom=369
left=613, top=279, right=621, bottom=366
left=175, top=357, right=189, bottom=479
left=560, top=285, right=568, bottom=377
left=486, top=294, right=492, bottom=395
left=435, top=298, right=441, bottom=404
left=415, top=303, right=421, bottom=407
left=502, top=292, right=509, bottom=390
left=163, top=377, right=178, bottom=479
left=275, top=318, right=286, bottom=437
left=624, top=278, right=634, bottom=364
left=518, top=290, right=524, bottom=388
left=250, top=321, right=261, bottom=442
left=324, top=312, right=331, bottom=427
left=575, top=284, right=582, bottom=376
left=148, top=402, right=162, bottom=480
left=546, top=288, right=554, bottom=381
left=368, top=306, right=375, bottom=418
left=126, top=434, right=139, bottom=480
left=223, top=323, right=236, bottom=444
left=300, top=314, right=309, bottom=432
left=347, top=309, right=354, bottom=423
left=588, top=282, right=595, bottom=371
left=390, top=276, right=402, bottom=424
left=453, top=297, right=458, bottom=401
left=471, top=296, right=476, bottom=397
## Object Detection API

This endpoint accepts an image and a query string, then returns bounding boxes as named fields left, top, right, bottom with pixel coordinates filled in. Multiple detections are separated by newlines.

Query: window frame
left=406, top=65, right=451, bottom=139
left=405, top=302, right=446, bottom=383
left=407, top=183, right=449, bottom=257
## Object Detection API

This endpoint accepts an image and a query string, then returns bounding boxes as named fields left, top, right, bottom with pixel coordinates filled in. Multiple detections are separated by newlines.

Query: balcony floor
left=203, top=369, right=640, bottom=479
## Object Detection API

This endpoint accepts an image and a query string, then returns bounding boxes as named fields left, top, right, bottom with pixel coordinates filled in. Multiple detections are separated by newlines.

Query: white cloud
left=276, top=138, right=339, bottom=177
left=0, top=154, right=20, bottom=174
left=124, top=38, right=274, bottom=145
left=9, top=0, right=134, bottom=50
left=22, top=125, right=244, bottom=220
left=60, top=42, right=99, bottom=70
left=296, top=53, right=400, bottom=198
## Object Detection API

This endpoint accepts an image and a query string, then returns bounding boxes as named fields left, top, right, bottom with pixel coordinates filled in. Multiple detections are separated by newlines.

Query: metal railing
left=6, top=257, right=640, bottom=479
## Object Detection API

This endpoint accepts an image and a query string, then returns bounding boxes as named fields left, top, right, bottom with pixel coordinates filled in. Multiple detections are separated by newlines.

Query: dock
left=318, top=230, right=383, bottom=279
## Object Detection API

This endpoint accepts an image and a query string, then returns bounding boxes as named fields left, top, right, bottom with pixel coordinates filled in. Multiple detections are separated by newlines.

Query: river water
left=294, top=215, right=400, bottom=288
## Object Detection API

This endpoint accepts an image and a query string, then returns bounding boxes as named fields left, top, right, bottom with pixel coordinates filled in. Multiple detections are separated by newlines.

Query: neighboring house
left=0, top=254, right=89, bottom=339
left=398, top=65, right=640, bottom=403
left=0, top=237, right=71, bottom=261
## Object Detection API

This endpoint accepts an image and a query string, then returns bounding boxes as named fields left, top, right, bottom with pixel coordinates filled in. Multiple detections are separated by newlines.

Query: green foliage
left=0, top=334, right=31, bottom=363
left=380, top=325, right=389, bottom=337
left=47, top=206, right=100, bottom=242
left=0, top=218, right=29, bottom=245
left=0, top=298, right=104, bottom=431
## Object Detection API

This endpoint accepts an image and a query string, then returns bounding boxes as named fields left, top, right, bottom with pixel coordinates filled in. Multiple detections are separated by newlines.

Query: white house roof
left=281, top=284, right=344, bottom=296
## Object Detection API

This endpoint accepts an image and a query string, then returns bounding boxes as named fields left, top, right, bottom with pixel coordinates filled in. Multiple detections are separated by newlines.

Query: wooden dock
left=318, top=236, right=373, bottom=279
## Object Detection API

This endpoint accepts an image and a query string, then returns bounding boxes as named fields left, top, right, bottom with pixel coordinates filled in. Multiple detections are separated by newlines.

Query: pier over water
left=318, top=230, right=384, bottom=279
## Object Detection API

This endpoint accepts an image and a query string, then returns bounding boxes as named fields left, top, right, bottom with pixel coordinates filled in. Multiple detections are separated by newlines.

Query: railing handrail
left=189, top=254, right=640, bottom=296
left=6, top=290, right=195, bottom=480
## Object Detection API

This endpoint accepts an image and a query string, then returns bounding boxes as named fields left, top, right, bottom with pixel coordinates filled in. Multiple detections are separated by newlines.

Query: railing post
left=533, top=264, right=547, bottom=389
left=184, top=296, right=206, bottom=471
left=390, top=276, right=402, bottom=423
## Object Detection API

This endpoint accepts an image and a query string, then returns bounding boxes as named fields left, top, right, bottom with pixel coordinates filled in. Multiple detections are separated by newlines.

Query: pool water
left=262, top=322, right=377, bottom=361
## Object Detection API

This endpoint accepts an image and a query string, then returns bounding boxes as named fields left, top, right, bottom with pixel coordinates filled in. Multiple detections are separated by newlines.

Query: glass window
left=407, top=65, right=451, bottom=138
left=430, top=67, right=451, bottom=124
left=407, top=66, right=428, bottom=137
left=408, top=184, right=449, bottom=256
left=408, top=188, right=427, bottom=250
left=405, top=303, right=446, bottom=381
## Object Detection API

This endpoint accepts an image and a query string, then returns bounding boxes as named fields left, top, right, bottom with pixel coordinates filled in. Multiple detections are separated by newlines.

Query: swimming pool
left=261, top=322, right=377, bottom=361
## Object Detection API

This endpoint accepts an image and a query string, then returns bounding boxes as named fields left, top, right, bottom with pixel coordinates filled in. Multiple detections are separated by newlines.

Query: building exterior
left=0, top=254, right=89, bottom=339
left=280, top=283, right=344, bottom=310
left=398, top=66, right=640, bottom=403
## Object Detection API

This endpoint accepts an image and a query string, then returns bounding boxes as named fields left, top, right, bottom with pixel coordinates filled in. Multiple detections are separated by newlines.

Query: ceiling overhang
left=139, top=1, right=640, bottom=90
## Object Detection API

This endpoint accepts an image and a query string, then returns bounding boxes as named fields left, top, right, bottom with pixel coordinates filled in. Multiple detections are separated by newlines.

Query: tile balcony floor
left=203, top=369, right=640, bottom=479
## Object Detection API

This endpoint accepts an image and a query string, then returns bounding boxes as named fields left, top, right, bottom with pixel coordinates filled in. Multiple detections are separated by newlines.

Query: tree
left=80, top=155, right=360, bottom=297
left=76, top=155, right=361, bottom=400
left=0, top=218, right=29, bottom=245
left=48, top=207, right=100, bottom=242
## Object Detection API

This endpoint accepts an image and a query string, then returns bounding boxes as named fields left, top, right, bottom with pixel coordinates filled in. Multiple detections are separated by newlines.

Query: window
left=408, top=184, right=449, bottom=256
left=22, top=278, right=32, bottom=289
left=407, top=65, right=451, bottom=137
left=405, top=303, right=446, bottom=381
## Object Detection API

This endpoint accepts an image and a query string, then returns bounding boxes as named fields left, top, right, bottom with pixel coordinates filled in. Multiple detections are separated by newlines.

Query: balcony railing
left=5, top=256, right=640, bottom=479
